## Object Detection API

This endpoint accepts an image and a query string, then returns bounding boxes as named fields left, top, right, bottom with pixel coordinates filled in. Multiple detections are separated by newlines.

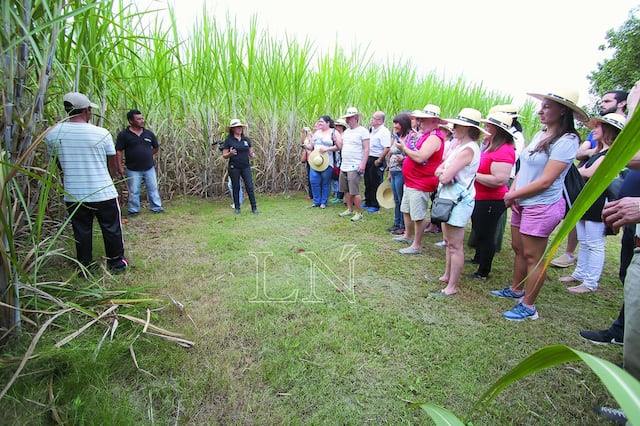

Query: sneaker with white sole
left=434, top=241, right=446, bottom=247
left=399, top=246, right=422, bottom=254
left=550, top=253, right=575, bottom=268
left=580, top=329, right=624, bottom=346
left=503, top=301, right=538, bottom=321
left=593, top=406, right=627, bottom=425
left=339, top=209, right=354, bottom=217
left=350, top=213, right=363, bottom=221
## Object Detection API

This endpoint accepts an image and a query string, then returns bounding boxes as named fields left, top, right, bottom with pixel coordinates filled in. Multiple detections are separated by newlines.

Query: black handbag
left=431, top=178, right=475, bottom=223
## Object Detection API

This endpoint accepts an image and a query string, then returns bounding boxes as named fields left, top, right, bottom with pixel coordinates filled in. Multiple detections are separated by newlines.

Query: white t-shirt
left=340, top=126, right=370, bottom=171
left=45, top=122, right=118, bottom=202
left=515, top=131, right=578, bottom=206
left=438, top=141, right=480, bottom=201
left=369, top=125, right=391, bottom=157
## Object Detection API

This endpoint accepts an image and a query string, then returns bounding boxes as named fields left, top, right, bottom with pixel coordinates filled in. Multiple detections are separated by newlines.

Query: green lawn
left=1, top=193, right=626, bottom=424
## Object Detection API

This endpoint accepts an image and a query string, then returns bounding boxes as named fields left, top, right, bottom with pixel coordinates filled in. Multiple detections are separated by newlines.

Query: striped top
left=45, top=122, right=118, bottom=202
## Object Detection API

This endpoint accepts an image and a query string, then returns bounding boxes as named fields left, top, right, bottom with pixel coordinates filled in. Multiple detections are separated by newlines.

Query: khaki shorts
left=339, top=170, right=361, bottom=195
left=400, top=186, right=431, bottom=221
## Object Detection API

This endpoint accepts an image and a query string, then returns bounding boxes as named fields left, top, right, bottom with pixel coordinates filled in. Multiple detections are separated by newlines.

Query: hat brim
left=308, top=151, right=330, bottom=172
left=480, top=119, right=517, bottom=137
left=586, top=116, right=625, bottom=131
left=376, top=181, right=395, bottom=209
left=527, top=93, right=589, bottom=122
left=226, top=123, right=247, bottom=130
left=444, top=118, right=490, bottom=136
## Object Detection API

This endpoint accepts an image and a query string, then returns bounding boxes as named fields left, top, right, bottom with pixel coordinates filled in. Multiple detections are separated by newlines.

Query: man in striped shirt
left=45, top=92, right=128, bottom=274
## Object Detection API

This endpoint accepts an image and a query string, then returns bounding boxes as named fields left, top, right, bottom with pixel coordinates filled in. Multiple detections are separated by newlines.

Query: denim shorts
left=511, top=198, right=566, bottom=237
left=446, top=198, right=475, bottom=228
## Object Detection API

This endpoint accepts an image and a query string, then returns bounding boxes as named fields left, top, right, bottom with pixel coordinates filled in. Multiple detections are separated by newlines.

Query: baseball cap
left=63, top=92, right=99, bottom=109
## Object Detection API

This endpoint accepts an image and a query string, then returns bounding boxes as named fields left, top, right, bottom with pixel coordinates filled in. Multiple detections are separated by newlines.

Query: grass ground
left=1, top=192, right=627, bottom=424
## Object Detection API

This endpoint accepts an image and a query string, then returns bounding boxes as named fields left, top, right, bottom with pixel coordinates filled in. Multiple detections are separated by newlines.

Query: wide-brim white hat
left=481, top=111, right=516, bottom=137
left=526, top=89, right=589, bottom=122
left=412, top=104, right=441, bottom=120
left=341, top=107, right=361, bottom=119
left=376, top=180, right=395, bottom=209
left=586, top=113, right=626, bottom=130
left=309, top=150, right=330, bottom=172
left=227, top=118, right=247, bottom=129
left=443, top=108, right=490, bottom=136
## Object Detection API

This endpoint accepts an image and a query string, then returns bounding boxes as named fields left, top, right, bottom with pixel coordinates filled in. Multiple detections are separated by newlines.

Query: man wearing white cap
left=45, top=92, right=127, bottom=273
left=337, top=107, right=370, bottom=222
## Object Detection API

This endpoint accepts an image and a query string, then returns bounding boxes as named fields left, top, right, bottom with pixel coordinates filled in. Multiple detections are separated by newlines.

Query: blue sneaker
left=491, top=287, right=525, bottom=299
left=503, top=301, right=538, bottom=321
left=367, top=207, right=379, bottom=213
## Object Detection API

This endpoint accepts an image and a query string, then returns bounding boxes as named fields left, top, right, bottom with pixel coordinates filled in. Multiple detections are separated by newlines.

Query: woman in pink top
left=468, top=112, right=516, bottom=279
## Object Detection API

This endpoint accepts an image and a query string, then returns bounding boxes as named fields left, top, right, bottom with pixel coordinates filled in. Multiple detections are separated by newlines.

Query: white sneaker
left=434, top=241, right=446, bottom=247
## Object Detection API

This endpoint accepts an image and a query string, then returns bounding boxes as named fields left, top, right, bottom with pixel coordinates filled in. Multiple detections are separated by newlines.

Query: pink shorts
left=510, top=198, right=566, bottom=237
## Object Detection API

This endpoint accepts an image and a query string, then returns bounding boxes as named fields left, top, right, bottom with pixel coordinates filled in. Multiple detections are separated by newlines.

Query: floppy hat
left=308, top=149, right=330, bottom=172
left=412, top=104, right=441, bottom=119
left=489, top=104, right=521, bottom=118
left=227, top=118, right=247, bottom=129
left=341, top=107, right=361, bottom=118
left=376, top=180, right=395, bottom=209
left=586, top=113, right=626, bottom=130
left=334, top=118, right=348, bottom=129
left=439, top=122, right=454, bottom=134
left=526, top=89, right=589, bottom=122
left=63, top=92, right=98, bottom=109
left=481, top=111, right=516, bottom=135
left=443, top=108, right=490, bottom=135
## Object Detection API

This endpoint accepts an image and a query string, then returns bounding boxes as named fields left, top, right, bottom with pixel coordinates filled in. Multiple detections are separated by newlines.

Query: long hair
left=531, top=102, right=580, bottom=154
left=393, top=113, right=412, bottom=137
left=486, top=126, right=515, bottom=152
left=227, top=127, right=245, bottom=138
left=601, top=122, right=622, bottom=148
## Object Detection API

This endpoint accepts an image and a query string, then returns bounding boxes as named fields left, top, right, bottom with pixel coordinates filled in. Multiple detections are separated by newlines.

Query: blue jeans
left=127, top=167, right=162, bottom=213
left=390, top=170, right=404, bottom=228
left=310, top=166, right=333, bottom=205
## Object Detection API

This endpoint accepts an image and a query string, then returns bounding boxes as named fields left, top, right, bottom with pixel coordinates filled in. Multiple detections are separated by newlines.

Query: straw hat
left=526, top=89, right=589, bottom=122
left=443, top=108, right=490, bottom=135
left=586, top=113, right=626, bottom=130
left=334, top=118, right=348, bottom=129
left=308, top=149, right=330, bottom=172
left=227, top=118, right=247, bottom=129
left=412, top=104, right=441, bottom=119
left=439, top=122, right=454, bottom=134
left=489, top=104, right=521, bottom=118
left=341, top=107, right=361, bottom=119
left=481, top=111, right=516, bottom=136
left=376, top=180, right=395, bottom=209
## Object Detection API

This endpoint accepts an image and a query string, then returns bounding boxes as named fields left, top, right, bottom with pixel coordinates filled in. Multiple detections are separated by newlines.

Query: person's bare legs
left=510, top=225, right=527, bottom=291
left=353, top=194, right=362, bottom=214
left=408, top=219, right=426, bottom=251
left=402, top=212, right=414, bottom=240
left=566, top=227, right=578, bottom=255
left=442, top=224, right=465, bottom=294
left=520, top=234, right=551, bottom=307
left=345, top=193, right=353, bottom=212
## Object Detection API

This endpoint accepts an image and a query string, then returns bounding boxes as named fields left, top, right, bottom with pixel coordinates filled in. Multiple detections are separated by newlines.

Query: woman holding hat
left=222, top=119, right=259, bottom=215
left=302, top=115, right=342, bottom=208
left=393, top=104, right=445, bottom=254
left=467, top=112, right=516, bottom=280
left=492, top=89, right=587, bottom=320
left=431, top=108, right=483, bottom=296
left=560, top=113, right=627, bottom=293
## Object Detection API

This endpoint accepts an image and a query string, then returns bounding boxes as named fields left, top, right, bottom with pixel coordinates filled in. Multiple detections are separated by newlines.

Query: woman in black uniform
left=222, top=119, right=259, bottom=215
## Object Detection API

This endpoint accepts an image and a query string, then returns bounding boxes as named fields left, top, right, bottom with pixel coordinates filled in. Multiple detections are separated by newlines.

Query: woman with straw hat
left=491, top=89, right=588, bottom=320
left=222, top=119, right=259, bottom=215
left=392, top=104, right=446, bottom=254
left=560, top=113, right=627, bottom=294
left=430, top=108, right=484, bottom=296
left=302, top=115, right=343, bottom=209
left=467, top=112, right=517, bottom=280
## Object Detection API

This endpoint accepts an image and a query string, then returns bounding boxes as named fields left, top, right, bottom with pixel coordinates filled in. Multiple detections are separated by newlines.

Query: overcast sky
left=143, top=0, right=638, bottom=107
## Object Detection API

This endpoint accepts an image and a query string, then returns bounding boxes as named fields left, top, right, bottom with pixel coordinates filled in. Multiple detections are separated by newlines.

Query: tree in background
left=589, top=7, right=640, bottom=95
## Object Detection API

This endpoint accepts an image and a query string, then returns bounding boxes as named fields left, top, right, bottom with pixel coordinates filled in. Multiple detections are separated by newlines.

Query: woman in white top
left=432, top=108, right=483, bottom=296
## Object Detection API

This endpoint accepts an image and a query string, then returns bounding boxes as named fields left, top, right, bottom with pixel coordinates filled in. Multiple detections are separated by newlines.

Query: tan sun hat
left=439, top=122, right=454, bottom=134
left=443, top=108, right=490, bottom=135
left=308, top=149, right=330, bottom=172
left=526, top=89, right=589, bottom=122
left=412, top=104, right=441, bottom=119
left=227, top=118, right=247, bottom=129
left=586, top=113, right=626, bottom=130
left=334, top=118, right=348, bottom=129
left=489, top=104, right=522, bottom=118
left=481, top=111, right=516, bottom=136
left=376, top=180, right=395, bottom=209
left=341, top=107, right=361, bottom=119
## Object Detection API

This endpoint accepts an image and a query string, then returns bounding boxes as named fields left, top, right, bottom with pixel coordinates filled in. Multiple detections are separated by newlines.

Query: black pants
left=364, top=156, right=384, bottom=208
left=229, top=166, right=257, bottom=210
left=470, top=199, right=506, bottom=276
left=66, top=199, right=125, bottom=268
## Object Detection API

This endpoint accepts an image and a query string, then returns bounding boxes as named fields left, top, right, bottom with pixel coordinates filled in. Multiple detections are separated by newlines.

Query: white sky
left=142, top=0, right=638, bottom=108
